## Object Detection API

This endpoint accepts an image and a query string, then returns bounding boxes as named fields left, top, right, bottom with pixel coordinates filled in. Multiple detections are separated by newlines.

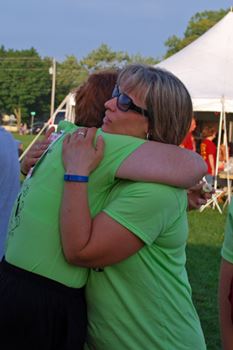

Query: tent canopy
left=156, top=11, right=233, bottom=112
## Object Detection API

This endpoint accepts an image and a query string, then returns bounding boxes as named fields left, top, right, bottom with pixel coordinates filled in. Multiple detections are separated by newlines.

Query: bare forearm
left=60, top=183, right=92, bottom=263
left=219, top=259, right=233, bottom=349
left=208, top=155, right=215, bottom=175
left=116, top=142, right=207, bottom=188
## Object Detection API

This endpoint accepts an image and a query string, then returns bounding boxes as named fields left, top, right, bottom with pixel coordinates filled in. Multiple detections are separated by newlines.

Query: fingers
left=43, top=126, right=55, bottom=141
left=63, top=133, right=71, bottom=146
left=30, top=142, right=48, bottom=156
left=21, top=140, right=49, bottom=174
left=197, top=198, right=208, bottom=207
left=96, top=135, right=105, bottom=158
left=63, top=127, right=101, bottom=151
left=76, top=127, right=88, bottom=138
left=68, top=127, right=97, bottom=143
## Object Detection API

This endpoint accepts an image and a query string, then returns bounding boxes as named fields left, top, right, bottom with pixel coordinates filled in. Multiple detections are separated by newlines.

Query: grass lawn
left=13, top=132, right=42, bottom=150
left=187, top=208, right=227, bottom=350
left=11, top=133, right=228, bottom=349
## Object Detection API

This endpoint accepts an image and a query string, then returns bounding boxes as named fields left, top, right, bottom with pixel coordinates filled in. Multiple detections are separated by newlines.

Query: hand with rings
left=77, top=130, right=86, bottom=137
left=20, top=126, right=55, bottom=176
left=187, top=181, right=214, bottom=210
left=62, top=127, right=105, bottom=175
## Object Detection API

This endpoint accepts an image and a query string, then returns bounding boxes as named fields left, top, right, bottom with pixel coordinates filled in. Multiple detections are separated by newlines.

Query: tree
left=56, top=55, right=88, bottom=105
left=55, top=47, right=159, bottom=108
left=164, top=8, right=228, bottom=58
left=81, top=44, right=130, bottom=71
left=0, top=44, right=159, bottom=123
left=0, top=47, right=51, bottom=125
left=128, top=53, right=158, bottom=65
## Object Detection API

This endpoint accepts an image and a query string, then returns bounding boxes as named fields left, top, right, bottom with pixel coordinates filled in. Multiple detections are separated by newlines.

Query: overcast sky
left=1, top=0, right=232, bottom=61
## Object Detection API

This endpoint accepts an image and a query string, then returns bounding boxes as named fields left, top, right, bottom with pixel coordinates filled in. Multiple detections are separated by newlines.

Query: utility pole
left=49, top=58, right=56, bottom=118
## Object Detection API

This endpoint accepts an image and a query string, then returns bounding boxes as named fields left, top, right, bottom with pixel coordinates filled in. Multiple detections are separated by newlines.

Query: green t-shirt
left=5, top=121, right=145, bottom=287
left=85, top=181, right=206, bottom=350
left=222, top=200, right=233, bottom=263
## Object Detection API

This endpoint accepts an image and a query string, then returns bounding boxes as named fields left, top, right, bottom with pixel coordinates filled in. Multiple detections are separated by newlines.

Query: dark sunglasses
left=112, top=85, right=149, bottom=118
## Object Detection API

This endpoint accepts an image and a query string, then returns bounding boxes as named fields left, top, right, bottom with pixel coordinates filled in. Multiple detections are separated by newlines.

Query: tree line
left=0, top=8, right=228, bottom=127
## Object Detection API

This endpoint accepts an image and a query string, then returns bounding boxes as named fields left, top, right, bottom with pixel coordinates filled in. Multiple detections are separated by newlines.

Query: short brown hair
left=201, top=124, right=218, bottom=138
left=118, top=64, right=193, bottom=145
left=74, top=70, right=118, bottom=127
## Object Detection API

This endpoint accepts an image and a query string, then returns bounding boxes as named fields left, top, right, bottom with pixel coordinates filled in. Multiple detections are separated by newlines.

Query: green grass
left=13, top=133, right=42, bottom=150
left=187, top=208, right=227, bottom=350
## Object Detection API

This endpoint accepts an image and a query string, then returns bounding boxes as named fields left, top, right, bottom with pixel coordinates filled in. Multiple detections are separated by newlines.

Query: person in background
left=181, top=116, right=197, bottom=151
left=0, top=68, right=206, bottom=350
left=200, top=124, right=217, bottom=185
left=218, top=134, right=229, bottom=172
left=0, top=114, right=20, bottom=260
left=60, top=64, right=206, bottom=350
left=219, top=200, right=233, bottom=350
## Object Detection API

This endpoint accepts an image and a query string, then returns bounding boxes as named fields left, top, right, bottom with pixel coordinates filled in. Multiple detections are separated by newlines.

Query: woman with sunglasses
left=60, top=64, right=206, bottom=350
left=0, top=68, right=206, bottom=350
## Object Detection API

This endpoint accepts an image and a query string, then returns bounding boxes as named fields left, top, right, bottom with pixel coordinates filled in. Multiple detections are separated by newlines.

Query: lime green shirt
left=5, top=121, right=145, bottom=287
left=222, top=200, right=233, bottom=263
left=85, top=181, right=206, bottom=349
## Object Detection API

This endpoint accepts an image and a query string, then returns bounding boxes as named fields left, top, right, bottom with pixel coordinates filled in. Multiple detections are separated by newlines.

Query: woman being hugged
left=61, top=64, right=206, bottom=350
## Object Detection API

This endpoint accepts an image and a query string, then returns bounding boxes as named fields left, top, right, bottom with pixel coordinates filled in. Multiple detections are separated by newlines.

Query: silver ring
left=77, top=131, right=86, bottom=137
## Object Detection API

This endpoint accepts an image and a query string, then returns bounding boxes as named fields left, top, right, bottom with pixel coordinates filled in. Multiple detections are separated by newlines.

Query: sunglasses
left=112, top=85, right=149, bottom=118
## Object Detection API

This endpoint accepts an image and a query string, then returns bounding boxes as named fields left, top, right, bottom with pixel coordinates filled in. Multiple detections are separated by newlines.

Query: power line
left=0, top=57, right=51, bottom=61
left=0, top=68, right=82, bottom=72
left=0, top=68, right=49, bottom=71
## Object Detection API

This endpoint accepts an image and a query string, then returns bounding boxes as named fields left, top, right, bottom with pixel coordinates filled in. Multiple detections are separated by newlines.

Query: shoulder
left=0, top=128, right=18, bottom=156
left=0, top=127, right=15, bottom=142
left=95, top=131, right=145, bottom=171
left=104, top=182, right=187, bottom=244
left=98, top=129, right=145, bottom=148
left=58, top=120, right=78, bottom=133
left=109, top=181, right=187, bottom=211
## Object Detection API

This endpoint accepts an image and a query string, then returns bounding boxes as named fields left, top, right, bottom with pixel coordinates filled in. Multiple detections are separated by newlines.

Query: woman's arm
left=61, top=202, right=144, bottom=268
left=219, top=258, right=233, bottom=350
left=208, top=154, right=215, bottom=176
left=116, top=142, right=207, bottom=188
left=61, top=128, right=143, bottom=268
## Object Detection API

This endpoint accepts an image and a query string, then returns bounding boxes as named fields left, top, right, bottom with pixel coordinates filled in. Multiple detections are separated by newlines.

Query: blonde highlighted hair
left=118, top=64, right=193, bottom=145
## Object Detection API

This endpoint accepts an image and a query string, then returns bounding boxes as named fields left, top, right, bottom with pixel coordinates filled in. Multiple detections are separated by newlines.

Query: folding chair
left=199, top=189, right=225, bottom=214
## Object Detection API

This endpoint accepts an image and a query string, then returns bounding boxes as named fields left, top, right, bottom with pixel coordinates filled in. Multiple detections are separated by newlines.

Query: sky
left=1, top=0, right=232, bottom=62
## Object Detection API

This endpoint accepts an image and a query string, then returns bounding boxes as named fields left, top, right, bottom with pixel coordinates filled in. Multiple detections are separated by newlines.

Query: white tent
left=156, top=10, right=233, bottom=112
left=156, top=10, right=233, bottom=202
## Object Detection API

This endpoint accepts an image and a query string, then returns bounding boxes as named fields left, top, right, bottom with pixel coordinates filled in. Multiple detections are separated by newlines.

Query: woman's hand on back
left=20, top=126, right=55, bottom=175
left=187, top=181, right=214, bottom=210
left=62, top=127, right=105, bottom=176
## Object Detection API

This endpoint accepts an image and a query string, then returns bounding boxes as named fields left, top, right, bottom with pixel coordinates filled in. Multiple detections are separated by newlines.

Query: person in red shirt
left=180, top=117, right=196, bottom=151
left=200, top=124, right=217, bottom=185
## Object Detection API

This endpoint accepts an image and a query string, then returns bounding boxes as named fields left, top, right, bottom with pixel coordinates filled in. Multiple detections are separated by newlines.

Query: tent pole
left=19, top=93, right=71, bottom=162
left=222, top=98, right=231, bottom=204
left=215, top=103, right=223, bottom=190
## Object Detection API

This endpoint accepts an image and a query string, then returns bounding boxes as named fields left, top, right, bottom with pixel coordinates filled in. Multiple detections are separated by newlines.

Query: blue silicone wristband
left=64, top=174, right=89, bottom=182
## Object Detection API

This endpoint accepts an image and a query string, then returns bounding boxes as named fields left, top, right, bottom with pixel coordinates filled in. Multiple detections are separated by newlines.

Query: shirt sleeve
left=103, top=181, right=186, bottom=245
